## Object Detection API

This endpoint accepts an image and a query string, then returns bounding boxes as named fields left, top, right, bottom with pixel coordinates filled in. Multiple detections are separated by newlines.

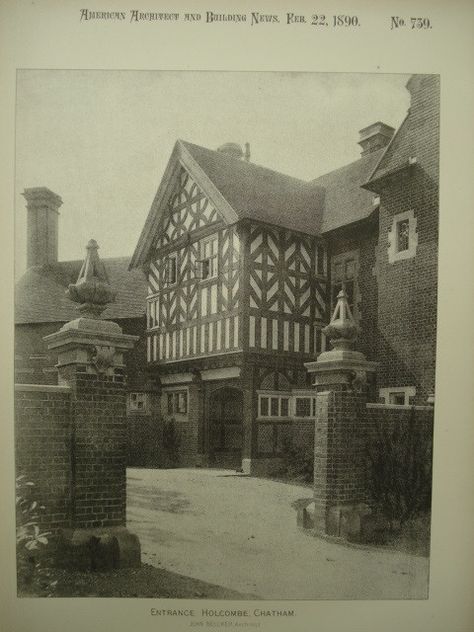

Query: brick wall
left=60, top=367, right=128, bottom=529
left=313, top=391, right=367, bottom=524
left=15, top=384, right=72, bottom=535
left=374, top=76, right=439, bottom=404
left=312, top=390, right=434, bottom=534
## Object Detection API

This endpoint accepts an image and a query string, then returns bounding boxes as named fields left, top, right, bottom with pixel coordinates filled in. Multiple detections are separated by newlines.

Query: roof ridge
left=180, top=139, right=313, bottom=187
left=311, top=150, right=384, bottom=183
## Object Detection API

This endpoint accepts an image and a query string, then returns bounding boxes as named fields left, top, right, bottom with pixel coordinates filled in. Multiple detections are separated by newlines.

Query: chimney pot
left=358, top=122, right=395, bottom=156
left=244, top=142, right=251, bottom=162
left=216, top=142, right=244, bottom=159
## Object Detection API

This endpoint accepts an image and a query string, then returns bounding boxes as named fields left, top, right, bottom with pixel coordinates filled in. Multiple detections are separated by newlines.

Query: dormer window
left=165, top=254, right=177, bottom=285
left=196, top=235, right=218, bottom=280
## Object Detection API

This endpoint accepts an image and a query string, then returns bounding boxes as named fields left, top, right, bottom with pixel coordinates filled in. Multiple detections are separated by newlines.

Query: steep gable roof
left=15, top=257, right=146, bottom=325
left=130, top=140, right=324, bottom=268
left=181, top=141, right=325, bottom=233
left=312, top=149, right=384, bottom=233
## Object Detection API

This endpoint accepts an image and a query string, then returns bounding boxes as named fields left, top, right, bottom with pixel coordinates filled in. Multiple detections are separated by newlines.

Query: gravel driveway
left=127, top=468, right=429, bottom=600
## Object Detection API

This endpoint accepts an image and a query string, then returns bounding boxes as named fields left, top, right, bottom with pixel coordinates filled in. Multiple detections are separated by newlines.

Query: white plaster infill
left=15, top=383, right=71, bottom=393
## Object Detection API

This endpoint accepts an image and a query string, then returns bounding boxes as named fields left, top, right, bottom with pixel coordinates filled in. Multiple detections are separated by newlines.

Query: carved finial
left=66, top=239, right=116, bottom=318
left=322, top=289, right=359, bottom=351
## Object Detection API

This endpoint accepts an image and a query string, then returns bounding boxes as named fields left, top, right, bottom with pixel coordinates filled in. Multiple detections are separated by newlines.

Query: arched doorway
left=208, top=387, right=243, bottom=469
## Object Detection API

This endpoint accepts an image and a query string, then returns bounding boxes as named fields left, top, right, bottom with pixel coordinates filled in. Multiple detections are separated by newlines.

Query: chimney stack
left=216, top=142, right=244, bottom=160
left=358, top=122, right=395, bottom=156
left=22, top=187, right=63, bottom=268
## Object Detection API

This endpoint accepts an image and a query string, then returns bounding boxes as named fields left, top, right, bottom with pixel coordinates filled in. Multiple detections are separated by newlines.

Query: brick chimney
left=22, top=187, right=63, bottom=268
left=358, top=122, right=395, bottom=156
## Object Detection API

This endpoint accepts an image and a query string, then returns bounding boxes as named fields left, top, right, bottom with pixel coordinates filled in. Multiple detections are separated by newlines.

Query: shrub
left=366, top=409, right=433, bottom=531
left=162, top=418, right=182, bottom=468
left=16, top=475, right=58, bottom=596
left=280, top=435, right=314, bottom=483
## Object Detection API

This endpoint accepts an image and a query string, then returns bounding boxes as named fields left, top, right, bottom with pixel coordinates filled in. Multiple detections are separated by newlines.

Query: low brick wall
left=15, top=384, right=72, bottom=535
left=312, top=391, right=434, bottom=535
left=365, top=402, right=434, bottom=433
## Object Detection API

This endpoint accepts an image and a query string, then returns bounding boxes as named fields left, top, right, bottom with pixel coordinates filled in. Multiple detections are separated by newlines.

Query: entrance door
left=208, top=387, right=243, bottom=469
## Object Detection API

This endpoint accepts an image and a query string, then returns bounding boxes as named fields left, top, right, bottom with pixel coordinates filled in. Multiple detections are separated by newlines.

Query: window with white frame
left=197, top=235, right=218, bottom=280
left=388, top=210, right=418, bottom=263
left=257, top=392, right=318, bottom=419
left=166, top=390, right=188, bottom=415
left=379, top=386, right=416, bottom=406
left=165, top=254, right=177, bottom=285
left=127, top=392, right=150, bottom=414
left=294, top=396, right=317, bottom=418
left=147, top=298, right=159, bottom=329
left=258, top=393, right=291, bottom=419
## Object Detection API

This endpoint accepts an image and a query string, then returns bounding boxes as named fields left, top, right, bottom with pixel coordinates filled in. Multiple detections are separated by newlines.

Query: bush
left=162, top=418, right=182, bottom=468
left=366, top=409, right=433, bottom=531
left=16, top=475, right=59, bottom=596
left=280, top=435, right=314, bottom=483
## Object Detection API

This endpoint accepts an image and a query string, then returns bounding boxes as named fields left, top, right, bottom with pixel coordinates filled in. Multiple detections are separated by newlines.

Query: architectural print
left=14, top=72, right=439, bottom=599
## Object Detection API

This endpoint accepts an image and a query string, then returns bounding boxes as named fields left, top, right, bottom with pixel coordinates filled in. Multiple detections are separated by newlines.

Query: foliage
left=16, top=475, right=58, bottom=596
left=280, top=435, right=314, bottom=483
left=366, top=409, right=433, bottom=531
left=162, top=418, right=182, bottom=468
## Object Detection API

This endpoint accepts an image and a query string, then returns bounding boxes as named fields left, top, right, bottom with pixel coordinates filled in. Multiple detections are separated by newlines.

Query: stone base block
left=58, top=526, right=141, bottom=571
left=315, top=503, right=371, bottom=538
left=293, top=498, right=315, bottom=530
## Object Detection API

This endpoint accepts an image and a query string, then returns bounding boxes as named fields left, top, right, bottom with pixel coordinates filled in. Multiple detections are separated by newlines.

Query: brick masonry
left=15, top=385, right=73, bottom=535
left=373, top=76, right=439, bottom=404
left=59, top=366, right=128, bottom=529
left=312, top=389, right=434, bottom=535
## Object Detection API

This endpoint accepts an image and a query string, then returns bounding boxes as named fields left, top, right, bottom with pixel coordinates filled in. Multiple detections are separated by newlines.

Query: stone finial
left=66, top=239, right=116, bottom=318
left=323, top=289, right=359, bottom=351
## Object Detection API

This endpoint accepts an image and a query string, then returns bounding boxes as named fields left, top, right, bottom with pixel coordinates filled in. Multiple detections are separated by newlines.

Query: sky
left=15, top=70, right=411, bottom=277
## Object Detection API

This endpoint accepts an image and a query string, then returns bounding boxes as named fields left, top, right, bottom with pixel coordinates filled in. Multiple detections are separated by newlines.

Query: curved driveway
left=127, top=468, right=429, bottom=600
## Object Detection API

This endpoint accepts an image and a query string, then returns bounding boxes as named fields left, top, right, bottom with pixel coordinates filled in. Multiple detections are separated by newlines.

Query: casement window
left=258, top=392, right=317, bottom=419
left=166, top=390, right=188, bottom=415
left=127, top=392, right=150, bottom=414
left=258, top=393, right=291, bottom=419
left=294, top=396, right=317, bottom=418
left=331, top=250, right=359, bottom=318
left=147, top=298, right=159, bottom=328
left=388, top=210, right=418, bottom=263
left=379, top=386, right=416, bottom=406
left=165, top=254, right=177, bottom=285
left=196, top=235, right=218, bottom=280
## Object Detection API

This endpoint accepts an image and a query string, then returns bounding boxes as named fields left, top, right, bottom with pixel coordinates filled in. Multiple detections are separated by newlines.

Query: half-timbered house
left=130, top=74, right=439, bottom=474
